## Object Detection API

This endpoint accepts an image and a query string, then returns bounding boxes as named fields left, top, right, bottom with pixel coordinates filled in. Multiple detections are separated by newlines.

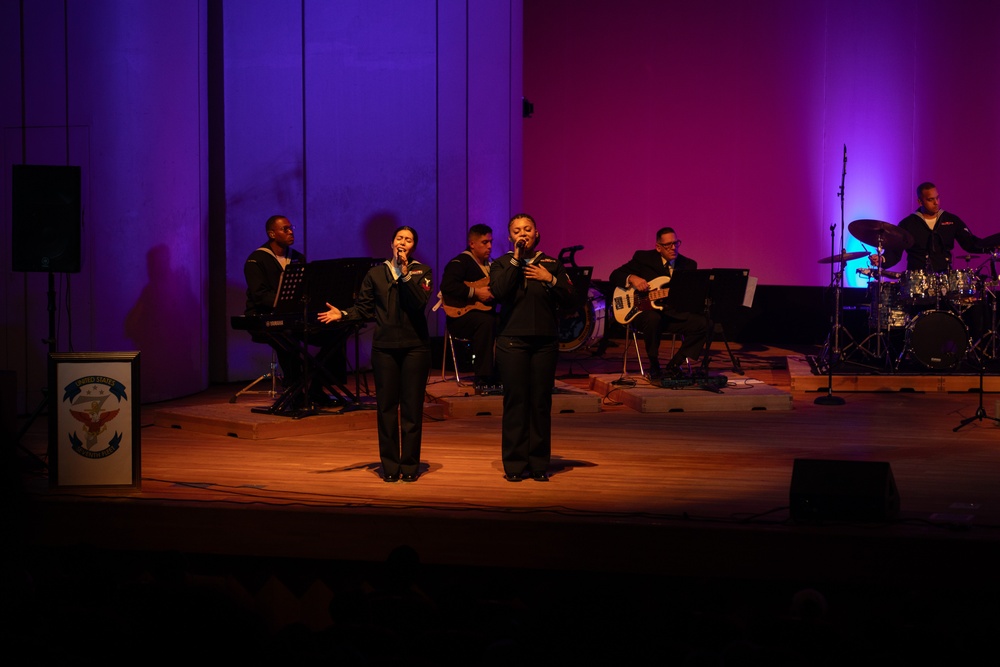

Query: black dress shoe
left=383, top=473, right=400, bottom=483
left=503, top=473, right=523, bottom=482
left=530, top=471, right=549, bottom=482
left=401, top=473, right=418, bottom=482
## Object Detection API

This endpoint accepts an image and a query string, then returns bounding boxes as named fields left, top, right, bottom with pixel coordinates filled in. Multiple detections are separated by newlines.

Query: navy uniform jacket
left=490, top=251, right=575, bottom=338
left=882, top=211, right=985, bottom=272
left=343, top=260, right=433, bottom=348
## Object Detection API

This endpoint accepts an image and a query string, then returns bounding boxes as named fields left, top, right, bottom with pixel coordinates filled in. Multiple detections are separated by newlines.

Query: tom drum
left=899, top=269, right=943, bottom=305
left=944, top=269, right=981, bottom=304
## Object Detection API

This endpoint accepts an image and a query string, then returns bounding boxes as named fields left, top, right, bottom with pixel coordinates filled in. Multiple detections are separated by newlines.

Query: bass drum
left=558, top=288, right=606, bottom=352
left=904, top=310, right=968, bottom=370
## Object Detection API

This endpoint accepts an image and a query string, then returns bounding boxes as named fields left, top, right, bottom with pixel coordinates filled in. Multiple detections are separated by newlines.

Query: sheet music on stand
left=273, top=262, right=307, bottom=311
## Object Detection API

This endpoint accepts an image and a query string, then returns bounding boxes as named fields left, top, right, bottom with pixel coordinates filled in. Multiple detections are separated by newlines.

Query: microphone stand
left=953, top=352, right=1000, bottom=431
left=816, top=144, right=849, bottom=406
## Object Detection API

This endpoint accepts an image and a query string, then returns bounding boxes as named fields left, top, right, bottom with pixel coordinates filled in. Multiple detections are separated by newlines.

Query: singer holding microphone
left=490, top=213, right=576, bottom=482
left=318, top=226, right=433, bottom=483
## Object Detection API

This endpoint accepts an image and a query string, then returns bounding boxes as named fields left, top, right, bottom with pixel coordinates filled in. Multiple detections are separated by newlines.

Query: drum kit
left=819, top=218, right=1000, bottom=372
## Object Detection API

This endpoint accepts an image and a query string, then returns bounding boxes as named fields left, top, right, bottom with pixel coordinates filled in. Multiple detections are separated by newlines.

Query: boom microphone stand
left=815, top=144, right=850, bottom=406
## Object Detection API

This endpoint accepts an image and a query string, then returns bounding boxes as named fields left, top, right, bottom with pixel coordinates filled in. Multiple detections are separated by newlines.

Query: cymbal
left=848, top=219, right=914, bottom=250
left=818, top=250, right=869, bottom=264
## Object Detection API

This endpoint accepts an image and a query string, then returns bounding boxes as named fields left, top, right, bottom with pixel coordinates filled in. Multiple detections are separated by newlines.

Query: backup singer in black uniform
left=318, top=226, right=433, bottom=483
left=491, top=214, right=575, bottom=482
left=440, top=224, right=497, bottom=385
left=244, top=215, right=346, bottom=405
left=609, top=227, right=709, bottom=380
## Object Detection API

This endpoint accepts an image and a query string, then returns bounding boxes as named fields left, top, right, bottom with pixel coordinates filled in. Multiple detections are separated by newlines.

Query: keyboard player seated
left=243, top=215, right=347, bottom=407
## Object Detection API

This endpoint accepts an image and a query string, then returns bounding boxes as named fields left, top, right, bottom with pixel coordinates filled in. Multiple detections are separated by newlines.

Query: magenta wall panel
left=523, top=0, right=1000, bottom=288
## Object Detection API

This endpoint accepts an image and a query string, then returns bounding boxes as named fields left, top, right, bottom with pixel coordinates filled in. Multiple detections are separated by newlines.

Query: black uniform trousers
left=632, top=308, right=709, bottom=369
left=496, top=335, right=558, bottom=476
left=445, top=309, right=496, bottom=379
left=371, top=345, right=430, bottom=477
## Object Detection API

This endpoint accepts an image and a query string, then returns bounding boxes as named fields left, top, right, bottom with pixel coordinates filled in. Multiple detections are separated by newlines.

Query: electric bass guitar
left=441, top=277, right=494, bottom=318
left=611, top=275, right=671, bottom=324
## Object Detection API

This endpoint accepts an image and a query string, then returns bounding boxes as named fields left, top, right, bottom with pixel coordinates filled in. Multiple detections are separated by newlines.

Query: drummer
left=868, top=181, right=994, bottom=341
left=870, top=182, right=988, bottom=273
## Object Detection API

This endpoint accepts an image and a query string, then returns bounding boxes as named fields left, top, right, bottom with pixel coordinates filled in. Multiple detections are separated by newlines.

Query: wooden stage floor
left=10, top=340, right=1000, bottom=660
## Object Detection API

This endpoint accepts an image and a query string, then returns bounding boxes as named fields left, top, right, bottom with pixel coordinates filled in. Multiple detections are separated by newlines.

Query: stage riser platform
left=787, top=355, right=1000, bottom=393
left=589, top=375, right=793, bottom=412
left=426, top=380, right=602, bottom=418
left=153, top=403, right=380, bottom=440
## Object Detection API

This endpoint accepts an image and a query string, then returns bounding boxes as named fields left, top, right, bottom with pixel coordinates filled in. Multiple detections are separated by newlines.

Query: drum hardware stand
left=973, top=282, right=998, bottom=360
left=972, top=252, right=999, bottom=361
left=851, top=229, right=902, bottom=372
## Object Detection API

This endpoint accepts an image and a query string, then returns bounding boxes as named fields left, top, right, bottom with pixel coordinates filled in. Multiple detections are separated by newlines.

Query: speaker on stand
left=11, top=164, right=83, bottom=463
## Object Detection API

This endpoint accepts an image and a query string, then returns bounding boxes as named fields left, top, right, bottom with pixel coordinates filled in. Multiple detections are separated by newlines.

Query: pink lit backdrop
left=523, top=0, right=1000, bottom=289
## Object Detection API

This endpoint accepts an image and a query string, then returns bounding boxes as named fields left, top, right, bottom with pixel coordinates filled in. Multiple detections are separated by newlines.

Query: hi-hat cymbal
left=848, top=219, right=914, bottom=250
left=817, top=250, right=869, bottom=264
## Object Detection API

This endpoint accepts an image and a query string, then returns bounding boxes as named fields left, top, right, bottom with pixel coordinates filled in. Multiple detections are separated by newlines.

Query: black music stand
left=251, top=264, right=316, bottom=417
left=312, top=258, right=383, bottom=412
left=666, top=268, right=750, bottom=374
left=251, top=259, right=377, bottom=418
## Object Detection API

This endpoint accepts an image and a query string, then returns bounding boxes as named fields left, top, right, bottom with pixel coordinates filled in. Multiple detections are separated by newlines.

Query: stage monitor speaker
left=12, top=164, right=82, bottom=273
left=789, top=458, right=900, bottom=523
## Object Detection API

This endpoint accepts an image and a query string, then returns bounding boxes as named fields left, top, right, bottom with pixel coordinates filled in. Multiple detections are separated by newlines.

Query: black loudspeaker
left=789, top=458, right=900, bottom=523
left=12, top=164, right=82, bottom=273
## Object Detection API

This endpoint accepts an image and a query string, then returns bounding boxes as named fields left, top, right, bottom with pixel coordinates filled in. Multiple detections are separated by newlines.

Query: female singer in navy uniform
left=490, top=213, right=575, bottom=482
left=318, top=226, right=433, bottom=483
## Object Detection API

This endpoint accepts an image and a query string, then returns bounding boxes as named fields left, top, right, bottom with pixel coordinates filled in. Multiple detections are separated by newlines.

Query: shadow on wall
left=124, top=244, right=201, bottom=402
left=362, top=211, right=402, bottom=260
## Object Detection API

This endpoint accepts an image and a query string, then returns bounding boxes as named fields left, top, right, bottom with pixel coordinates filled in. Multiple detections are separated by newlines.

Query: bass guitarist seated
left=440, top=224, right=497, bottom=385
left=608, top=226, right=709, bottom=380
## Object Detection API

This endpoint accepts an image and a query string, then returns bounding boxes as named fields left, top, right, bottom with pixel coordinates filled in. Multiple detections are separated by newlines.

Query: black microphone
left=516, top=239, right=526, bottom=249
left=566, top=244, right=583, bottom=251
left=843, top=143, right=847, bottom=163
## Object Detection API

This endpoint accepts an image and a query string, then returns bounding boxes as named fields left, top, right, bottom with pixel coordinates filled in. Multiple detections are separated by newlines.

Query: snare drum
left=904, top=309, right=968, bottom=370
left=944, top=269, right=981, bottom=304
left=899, top=270, right=943, bottom=304
left=558, top=288, right=606, bottom=352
